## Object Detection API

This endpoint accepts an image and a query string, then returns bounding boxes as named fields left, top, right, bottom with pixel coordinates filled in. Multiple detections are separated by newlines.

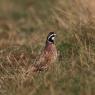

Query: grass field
left=0, top=0, right=95, bottom=95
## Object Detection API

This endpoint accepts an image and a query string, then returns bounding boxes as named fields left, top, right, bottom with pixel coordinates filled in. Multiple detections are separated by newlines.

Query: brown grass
left=0, top=0, right=95, bottom=95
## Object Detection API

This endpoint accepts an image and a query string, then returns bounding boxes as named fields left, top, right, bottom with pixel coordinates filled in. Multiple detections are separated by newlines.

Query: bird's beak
left=54, top=33, right=56, bottom=36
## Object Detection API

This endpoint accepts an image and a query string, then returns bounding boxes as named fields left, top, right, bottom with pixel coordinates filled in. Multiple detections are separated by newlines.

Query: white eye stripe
left=48, top=34, right=56, bottom=40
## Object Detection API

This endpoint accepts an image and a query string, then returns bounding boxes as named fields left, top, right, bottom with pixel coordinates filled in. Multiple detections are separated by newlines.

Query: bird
left=32, top=32, right=57, bottom=72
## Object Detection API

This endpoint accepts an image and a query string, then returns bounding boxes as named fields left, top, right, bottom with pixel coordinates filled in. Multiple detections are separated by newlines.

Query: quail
left=32, top=32, right=57, bottom=72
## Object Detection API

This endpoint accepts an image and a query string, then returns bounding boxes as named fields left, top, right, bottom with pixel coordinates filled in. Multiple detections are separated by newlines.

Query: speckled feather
left=32, top=32, right=57, bottom=72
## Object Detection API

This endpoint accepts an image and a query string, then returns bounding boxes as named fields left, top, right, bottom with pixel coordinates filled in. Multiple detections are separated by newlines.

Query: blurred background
left=0, top=0, right=95, bottom=95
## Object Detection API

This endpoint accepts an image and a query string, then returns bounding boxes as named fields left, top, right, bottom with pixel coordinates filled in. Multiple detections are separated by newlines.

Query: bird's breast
left=44, top=43, right=57, bottom=63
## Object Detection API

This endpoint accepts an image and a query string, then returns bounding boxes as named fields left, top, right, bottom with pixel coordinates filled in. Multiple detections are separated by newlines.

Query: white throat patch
left=51, top=37, right=55, bottom=40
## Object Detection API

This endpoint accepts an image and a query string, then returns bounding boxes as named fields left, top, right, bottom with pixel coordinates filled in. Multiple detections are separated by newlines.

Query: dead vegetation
left=0, top=0, right=95, bottom=95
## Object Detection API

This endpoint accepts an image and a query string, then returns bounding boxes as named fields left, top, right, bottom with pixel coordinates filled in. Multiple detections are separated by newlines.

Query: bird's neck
left=45, top=41, right=55, bottom=50
left=46, top=40, right=54, bottom=45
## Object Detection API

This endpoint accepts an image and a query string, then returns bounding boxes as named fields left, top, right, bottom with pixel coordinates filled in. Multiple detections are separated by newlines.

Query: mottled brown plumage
left=32, top=32, right=57, bottom=72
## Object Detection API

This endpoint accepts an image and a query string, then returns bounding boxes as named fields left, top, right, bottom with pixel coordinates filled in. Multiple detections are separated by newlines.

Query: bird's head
left=46, top=32, right=56, bottom=44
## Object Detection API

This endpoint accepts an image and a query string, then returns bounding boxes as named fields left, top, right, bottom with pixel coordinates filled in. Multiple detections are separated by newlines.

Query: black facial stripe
left=48, top=34, right=55, bottom=40
left=46, top=32, right=56, bottom=44
left=48, top=36, right=55, bottom=44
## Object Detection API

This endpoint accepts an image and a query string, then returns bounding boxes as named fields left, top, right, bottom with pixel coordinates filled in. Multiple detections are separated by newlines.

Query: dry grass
left=0, top=0, right=95, bottom=95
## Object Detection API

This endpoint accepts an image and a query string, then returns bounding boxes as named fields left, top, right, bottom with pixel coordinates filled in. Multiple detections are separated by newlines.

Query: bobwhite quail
left=32, top=32, right=57, bottom=72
